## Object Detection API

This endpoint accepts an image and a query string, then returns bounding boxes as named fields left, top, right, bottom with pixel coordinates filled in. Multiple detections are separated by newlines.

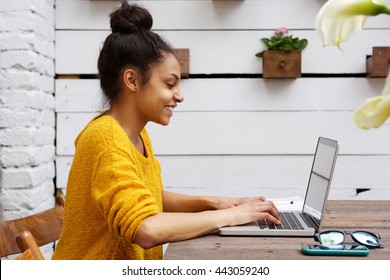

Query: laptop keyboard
left=258, top=211, right=305, bottom=230
left=299, top=212, right=319, bottom=229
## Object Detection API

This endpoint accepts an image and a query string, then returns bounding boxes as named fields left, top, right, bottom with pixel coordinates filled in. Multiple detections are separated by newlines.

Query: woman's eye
left=167, top=83, right=175, bottom=88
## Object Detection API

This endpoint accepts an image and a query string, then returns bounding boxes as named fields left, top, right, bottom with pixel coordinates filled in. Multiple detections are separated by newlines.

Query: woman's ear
left=123, top=69, right=138, bottom=92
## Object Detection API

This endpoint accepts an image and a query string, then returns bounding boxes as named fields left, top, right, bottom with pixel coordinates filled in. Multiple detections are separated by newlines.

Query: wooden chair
left=0, top=194, right=65, bottom=259
left=15, top=248, right=39, bottom=260
left=14, top=231, right=44, bottom=260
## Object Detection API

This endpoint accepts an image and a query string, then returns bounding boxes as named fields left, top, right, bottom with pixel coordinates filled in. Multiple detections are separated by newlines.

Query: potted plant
left=256, top=28, right=308, bottom=79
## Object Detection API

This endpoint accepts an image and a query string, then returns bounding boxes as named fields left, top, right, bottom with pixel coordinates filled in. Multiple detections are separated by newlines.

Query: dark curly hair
left=97, top=1, right=173, bottom=105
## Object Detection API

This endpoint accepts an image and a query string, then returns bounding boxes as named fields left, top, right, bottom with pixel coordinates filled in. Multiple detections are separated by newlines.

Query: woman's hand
left=223, top=200, right=281, bottom=226
left=212, top=196, right=267, bottom=209
left=175, top=193, right=281, bottom=225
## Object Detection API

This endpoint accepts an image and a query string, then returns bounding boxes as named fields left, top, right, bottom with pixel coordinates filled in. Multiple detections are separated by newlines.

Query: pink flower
left=274, top=27, right=289, bottom=36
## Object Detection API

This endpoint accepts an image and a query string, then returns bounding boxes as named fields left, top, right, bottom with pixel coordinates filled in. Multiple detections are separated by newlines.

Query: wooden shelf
left=366, top=47, right=390, bottom=77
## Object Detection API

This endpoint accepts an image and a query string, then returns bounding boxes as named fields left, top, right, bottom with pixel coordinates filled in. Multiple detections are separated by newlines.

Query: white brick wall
left=0, top=0, right=56, bottom=229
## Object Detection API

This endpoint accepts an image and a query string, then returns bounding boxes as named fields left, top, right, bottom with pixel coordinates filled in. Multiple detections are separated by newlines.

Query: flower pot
left=262, top=50, right=301, bottom=79
left=173, top=48, right=190, bottom=79
left=366, top=47, right=390, bottom=78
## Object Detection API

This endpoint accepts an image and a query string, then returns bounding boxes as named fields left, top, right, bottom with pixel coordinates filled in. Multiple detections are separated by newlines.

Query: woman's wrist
left=204, top=196, right=235, bottom=210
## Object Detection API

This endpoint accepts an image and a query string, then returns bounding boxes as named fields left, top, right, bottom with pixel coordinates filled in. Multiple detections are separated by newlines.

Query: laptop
left=219, top=136, right=339, bottom=237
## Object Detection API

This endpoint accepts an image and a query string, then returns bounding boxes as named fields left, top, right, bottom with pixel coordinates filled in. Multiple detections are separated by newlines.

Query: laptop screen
left=302, top=137, right=339, bottom=221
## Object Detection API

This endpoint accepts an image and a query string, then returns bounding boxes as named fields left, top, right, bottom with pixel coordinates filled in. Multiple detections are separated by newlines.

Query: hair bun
left=110, top=2, right=153, bottom=33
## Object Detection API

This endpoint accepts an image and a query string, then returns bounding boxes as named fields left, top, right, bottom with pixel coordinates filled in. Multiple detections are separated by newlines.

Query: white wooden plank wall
left=55, top=0, right=390, bottom=200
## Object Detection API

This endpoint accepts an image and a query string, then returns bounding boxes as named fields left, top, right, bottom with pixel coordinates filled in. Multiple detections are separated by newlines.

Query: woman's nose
left=174, top=88, right=184, bottom=103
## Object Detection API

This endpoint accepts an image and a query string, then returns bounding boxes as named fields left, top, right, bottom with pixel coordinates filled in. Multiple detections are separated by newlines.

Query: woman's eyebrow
left=169, top=73, right=180, bottom=81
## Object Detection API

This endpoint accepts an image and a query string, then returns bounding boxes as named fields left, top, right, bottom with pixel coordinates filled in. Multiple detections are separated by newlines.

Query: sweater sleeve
left=91, top=147, right=161, bottom=243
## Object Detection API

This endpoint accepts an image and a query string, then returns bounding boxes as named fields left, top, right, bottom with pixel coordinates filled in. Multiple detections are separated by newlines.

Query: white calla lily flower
left=316, top=0, right=390, bottom=47
left=354, top=70, right=390, bottom=129
left=316, top=0, right=390, bottom=129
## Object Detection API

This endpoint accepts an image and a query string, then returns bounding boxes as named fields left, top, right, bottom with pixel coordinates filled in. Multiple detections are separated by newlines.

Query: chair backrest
left=0, top=194, right=65, bottom=259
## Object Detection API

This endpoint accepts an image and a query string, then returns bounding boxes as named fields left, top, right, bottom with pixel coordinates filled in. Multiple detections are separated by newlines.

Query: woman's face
left=136, top=53, right=184, bottom=126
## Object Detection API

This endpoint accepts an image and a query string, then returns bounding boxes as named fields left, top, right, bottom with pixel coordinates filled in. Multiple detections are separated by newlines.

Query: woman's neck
left=106, top=106, right=147, bottom=155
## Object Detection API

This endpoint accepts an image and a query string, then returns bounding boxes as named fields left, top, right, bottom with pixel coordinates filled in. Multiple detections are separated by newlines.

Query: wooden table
left=164, top=200, right=390, bottom=260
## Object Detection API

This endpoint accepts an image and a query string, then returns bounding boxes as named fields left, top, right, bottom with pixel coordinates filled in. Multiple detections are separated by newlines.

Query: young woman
left=52, top=1, right=280, bottom=260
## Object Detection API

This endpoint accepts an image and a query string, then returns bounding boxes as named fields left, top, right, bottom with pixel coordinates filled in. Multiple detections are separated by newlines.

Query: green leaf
left=257, top=32, right=308, bottom=55
left=255, top=52, right=264, bottom=58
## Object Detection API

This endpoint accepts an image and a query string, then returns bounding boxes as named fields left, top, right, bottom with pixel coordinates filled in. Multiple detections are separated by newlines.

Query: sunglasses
left=314, top=230, right=384, bottom=248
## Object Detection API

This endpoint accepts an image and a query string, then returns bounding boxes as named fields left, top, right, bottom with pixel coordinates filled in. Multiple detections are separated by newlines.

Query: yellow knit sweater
left=52, top=113, right=163, bottom=260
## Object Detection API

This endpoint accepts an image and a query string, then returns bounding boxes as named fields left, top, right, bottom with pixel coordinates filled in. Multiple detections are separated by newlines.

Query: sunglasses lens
left=352, top=231, right=379, bottom=247
left=319, top=231, right=344, bottom=245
